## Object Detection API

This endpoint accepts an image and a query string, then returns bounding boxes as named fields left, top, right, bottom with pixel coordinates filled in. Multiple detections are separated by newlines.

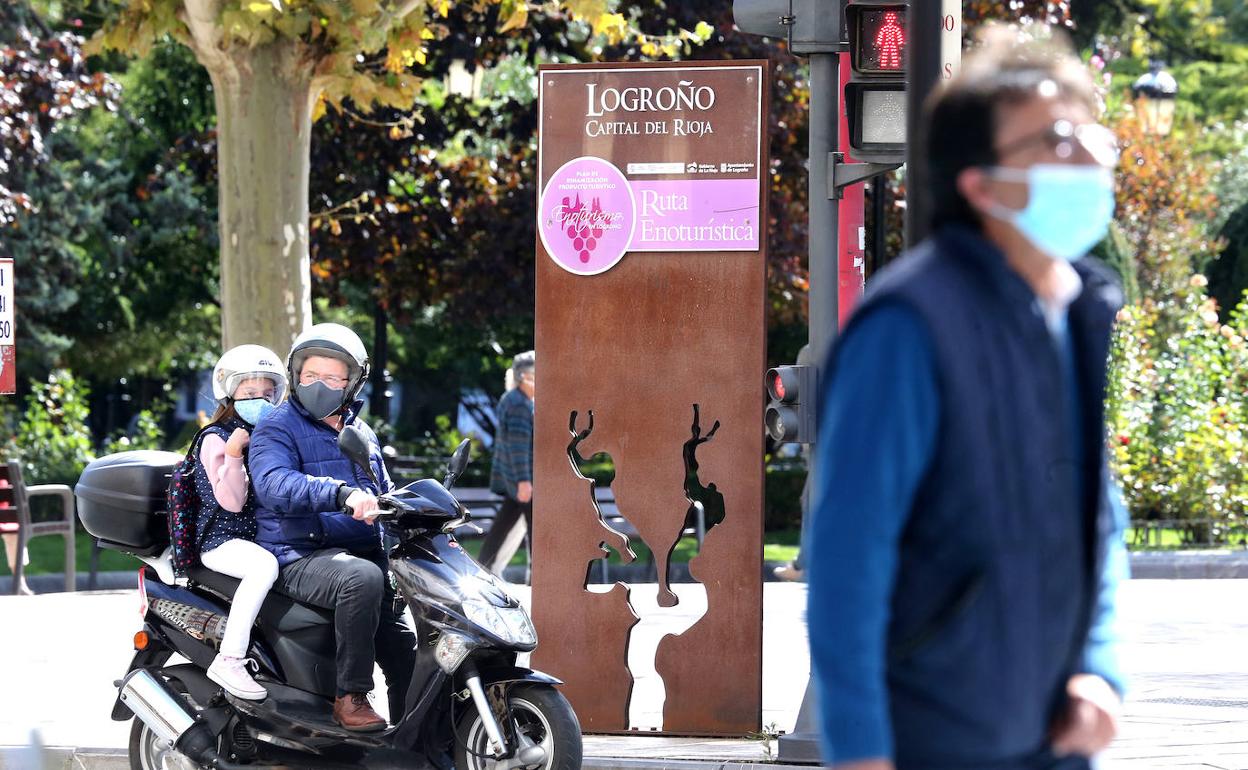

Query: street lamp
left=445, top=59, right=484, bottom=100
left=1131, top=60, right=1178, bottom=136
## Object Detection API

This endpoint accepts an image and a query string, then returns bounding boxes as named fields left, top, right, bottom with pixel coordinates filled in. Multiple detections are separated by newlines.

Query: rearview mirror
left=444, top=439, right=471, bottom=489
left=338, top=425, right=379, bottom=488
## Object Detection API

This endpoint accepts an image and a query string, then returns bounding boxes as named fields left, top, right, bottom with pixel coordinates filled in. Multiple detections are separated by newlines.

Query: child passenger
left=197, top=345, right=286, bottom=700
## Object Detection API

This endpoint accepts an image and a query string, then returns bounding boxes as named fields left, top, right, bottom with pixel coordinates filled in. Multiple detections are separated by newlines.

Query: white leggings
left=199, top=539, right=279, bottom=659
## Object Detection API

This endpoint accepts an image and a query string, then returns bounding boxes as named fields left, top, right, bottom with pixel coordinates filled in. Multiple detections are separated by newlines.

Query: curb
left=1127, top=549, right=1248, bottom=578
left=0, top=746, right=128, bottom=770
left=7, top=551, right=1248, bottom=595
left=584, top=759, right=806, bottom=769
left=0, top=746, right=809, bottom=769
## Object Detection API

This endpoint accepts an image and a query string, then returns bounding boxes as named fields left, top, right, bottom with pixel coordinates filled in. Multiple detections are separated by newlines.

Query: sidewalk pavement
left=1, top=580, right=1247, bottom=769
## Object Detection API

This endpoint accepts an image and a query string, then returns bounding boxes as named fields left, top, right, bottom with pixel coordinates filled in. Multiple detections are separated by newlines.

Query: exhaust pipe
left=118, top=669, right=247, bottom=770
left=118, top=669, right=197, bottom=746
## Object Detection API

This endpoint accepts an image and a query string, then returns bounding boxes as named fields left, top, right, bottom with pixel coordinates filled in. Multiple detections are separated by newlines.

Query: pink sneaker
left=207, top=655, right=268, bottom=701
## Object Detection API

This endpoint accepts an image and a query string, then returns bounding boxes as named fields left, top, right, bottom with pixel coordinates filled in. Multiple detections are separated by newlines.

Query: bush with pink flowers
left=1106, top=275, right=1248, bottom=545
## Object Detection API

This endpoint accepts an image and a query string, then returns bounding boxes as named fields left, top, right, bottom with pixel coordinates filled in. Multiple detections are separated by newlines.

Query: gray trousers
left=276, top=547, right=416, bottom=719
left=477, top=497, right=533, bottom=573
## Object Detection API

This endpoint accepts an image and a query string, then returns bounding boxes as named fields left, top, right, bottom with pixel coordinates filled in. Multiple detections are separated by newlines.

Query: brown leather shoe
left=333, top=693, right=387, bottom=732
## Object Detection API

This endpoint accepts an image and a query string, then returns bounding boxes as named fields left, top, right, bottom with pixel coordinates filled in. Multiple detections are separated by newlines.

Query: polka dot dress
left=195, top=418, right=259, bottom=553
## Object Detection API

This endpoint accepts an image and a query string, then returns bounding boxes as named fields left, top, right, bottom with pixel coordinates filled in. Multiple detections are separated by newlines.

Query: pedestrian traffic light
left=844, top=1, right=909, bottom=163
left=765, top=365, right=816, bottom=444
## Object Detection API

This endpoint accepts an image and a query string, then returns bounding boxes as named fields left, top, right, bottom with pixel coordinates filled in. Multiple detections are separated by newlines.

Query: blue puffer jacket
left=249, top=397, right=392, bottom=566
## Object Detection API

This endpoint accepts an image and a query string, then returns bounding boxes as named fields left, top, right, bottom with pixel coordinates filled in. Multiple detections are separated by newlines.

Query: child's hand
left=225, top=428, right=250, bottom=458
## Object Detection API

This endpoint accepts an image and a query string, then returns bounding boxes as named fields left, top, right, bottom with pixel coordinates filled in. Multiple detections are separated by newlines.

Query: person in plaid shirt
left=480, top=351, right=535, bottom=573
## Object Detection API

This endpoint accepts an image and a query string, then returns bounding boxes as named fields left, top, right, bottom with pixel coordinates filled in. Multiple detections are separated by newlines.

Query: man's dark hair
left=922, top=27, right=1098, bottom=231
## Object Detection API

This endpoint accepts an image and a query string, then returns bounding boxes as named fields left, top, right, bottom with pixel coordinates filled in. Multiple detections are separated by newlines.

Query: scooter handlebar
left=341, top=496, right=400, bottom=520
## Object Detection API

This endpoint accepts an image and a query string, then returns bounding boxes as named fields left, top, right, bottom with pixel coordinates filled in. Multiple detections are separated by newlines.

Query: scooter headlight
left=462, top=599, right=538, bottom=647
left=435, top=631, right=477, bottom=674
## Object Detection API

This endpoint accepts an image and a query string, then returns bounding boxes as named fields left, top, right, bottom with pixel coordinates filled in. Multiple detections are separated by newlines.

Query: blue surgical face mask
left=984, top=164, right=1115, bottom=262
left=234, top=398, right=276, bottom=426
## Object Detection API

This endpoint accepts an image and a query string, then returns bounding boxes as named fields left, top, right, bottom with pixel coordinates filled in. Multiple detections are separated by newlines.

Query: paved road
left=1104, top=580, right=1248, bottom=769
left=0, top=580, right=1245, bottom=768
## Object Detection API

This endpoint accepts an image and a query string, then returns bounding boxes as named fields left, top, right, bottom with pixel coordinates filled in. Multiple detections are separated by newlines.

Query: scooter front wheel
left=454, top=684, right=582, bottom=770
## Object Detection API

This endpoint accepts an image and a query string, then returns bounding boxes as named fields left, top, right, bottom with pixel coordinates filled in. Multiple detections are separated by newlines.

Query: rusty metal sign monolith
left=531, top=60, right=768, bottom=736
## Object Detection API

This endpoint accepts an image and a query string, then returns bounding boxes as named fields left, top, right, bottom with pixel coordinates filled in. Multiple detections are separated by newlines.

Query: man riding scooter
left=249, top=322, right=415, bottom=732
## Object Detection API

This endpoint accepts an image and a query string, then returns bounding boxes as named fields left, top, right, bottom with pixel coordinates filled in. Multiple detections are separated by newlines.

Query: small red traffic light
left=764, top=364, right=814, bottom=443
left=771, top=371, right=786, bottom=400
left=857, top=7, right=907, bottom=74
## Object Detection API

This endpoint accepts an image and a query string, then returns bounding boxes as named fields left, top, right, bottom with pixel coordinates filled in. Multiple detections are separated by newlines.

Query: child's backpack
left=166, top=428, right=215, bottom=577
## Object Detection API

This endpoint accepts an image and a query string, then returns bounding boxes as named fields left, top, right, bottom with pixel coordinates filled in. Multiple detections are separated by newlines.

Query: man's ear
left=956, top=166, right=992, bottom=217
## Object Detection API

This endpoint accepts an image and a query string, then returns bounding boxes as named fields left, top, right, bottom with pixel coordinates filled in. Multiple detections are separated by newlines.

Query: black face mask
left=295, top=380, right=346, bottom=420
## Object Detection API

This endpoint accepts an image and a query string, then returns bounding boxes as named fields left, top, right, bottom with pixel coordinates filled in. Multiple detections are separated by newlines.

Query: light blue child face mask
left=984, top=164, right=1116, bottom=262
left=234, top=398, right=276, bottom=426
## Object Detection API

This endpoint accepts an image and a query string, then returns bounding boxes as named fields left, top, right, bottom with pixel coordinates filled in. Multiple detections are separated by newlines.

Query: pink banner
left=628, top=179, right=759, bottom=252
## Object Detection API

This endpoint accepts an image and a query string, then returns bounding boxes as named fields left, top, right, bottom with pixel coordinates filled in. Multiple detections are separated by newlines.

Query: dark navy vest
left=192, top=417, right=258, bottom=553
left=834, top=226, right=1122, bottom=768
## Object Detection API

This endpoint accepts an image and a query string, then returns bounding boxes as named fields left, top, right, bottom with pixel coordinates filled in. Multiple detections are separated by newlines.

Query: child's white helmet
left=212, top=345, right=288, bottom=404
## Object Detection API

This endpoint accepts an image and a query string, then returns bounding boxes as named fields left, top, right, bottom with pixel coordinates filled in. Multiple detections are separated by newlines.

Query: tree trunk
left=208, top=39, right=314, bottom=358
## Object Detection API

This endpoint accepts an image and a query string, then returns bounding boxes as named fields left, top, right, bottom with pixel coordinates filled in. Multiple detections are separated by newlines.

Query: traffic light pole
left=903, top=0, right=944, bottom=247
left=808, top=52, right=840, bottom=371
left=775, top=50, right=839, bottom=766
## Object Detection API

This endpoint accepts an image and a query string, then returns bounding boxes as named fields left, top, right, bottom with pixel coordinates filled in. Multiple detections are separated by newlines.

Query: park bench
left=385, top=453, right=706, bottom=582
left=1, top=460, right=77, bottom=594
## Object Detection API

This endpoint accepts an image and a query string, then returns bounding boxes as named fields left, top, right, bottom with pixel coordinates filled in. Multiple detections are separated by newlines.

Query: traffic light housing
left=844, top=1, right=909, bottom=163
left=765, top=365, right=816, bottom=444
left=732, top=0, right=841, bottom=54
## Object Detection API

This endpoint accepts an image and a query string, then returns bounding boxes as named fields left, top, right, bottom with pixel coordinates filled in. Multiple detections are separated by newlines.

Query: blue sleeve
left=249, top=419, right=342, bottom=514
left=807, top=303, right=940, bottom=764
left=1079, top=477, right=1129, bottom=695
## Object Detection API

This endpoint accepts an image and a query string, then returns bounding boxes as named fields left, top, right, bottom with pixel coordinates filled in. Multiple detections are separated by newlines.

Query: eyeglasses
left=994, top=119, right=1120, bottom=168
left=300, top=370, right=349, bottom=388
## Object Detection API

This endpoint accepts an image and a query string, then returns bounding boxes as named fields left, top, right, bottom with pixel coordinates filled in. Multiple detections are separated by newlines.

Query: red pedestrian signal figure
left=874, top=11, right=905, bottom=70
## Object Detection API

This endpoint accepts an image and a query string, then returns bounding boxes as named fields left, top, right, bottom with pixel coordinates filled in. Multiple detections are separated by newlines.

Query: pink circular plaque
left=538, top=156, right=636, bottom=276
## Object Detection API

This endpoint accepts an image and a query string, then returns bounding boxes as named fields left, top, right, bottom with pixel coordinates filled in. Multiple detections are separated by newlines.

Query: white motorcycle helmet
left=211, top=345, right=288, bottom=405
left=287, top=323, right=371, bottom=413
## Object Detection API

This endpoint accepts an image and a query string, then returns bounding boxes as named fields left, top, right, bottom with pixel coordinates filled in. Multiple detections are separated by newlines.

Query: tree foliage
left=1100, top=112, right=1223, bottom=305
left=2, top=17, right=220, bottom=384
left=74, top=0, right=710, bottom=355
left=86, top=0, right=707, bottom=115
left=1089, top=0, right=1248, bottom=132
left=0, top=0, right=118, bottom=226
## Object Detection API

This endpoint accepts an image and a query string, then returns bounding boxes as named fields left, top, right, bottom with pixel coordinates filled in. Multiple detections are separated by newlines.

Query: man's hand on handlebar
left=346, top=489, right=381, bottom=522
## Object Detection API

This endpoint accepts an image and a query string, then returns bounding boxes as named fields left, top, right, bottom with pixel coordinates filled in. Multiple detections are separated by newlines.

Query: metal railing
left=1128, top=518, right=1248, bottom=550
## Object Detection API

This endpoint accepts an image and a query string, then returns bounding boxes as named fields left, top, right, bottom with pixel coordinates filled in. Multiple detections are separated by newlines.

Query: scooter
left=77, top=428, right=580, bottom=770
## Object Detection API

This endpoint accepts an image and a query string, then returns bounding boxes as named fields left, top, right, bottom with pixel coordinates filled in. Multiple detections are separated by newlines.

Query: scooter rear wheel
left=128, top=717, right=202, bottom=770
left=454, top=684, right=582, bottom=770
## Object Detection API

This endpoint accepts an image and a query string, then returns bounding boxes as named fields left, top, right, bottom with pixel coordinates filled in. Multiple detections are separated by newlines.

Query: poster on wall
left=537, top=63, right=764, bottom=275
left=0, top=259, right=13, bottom=396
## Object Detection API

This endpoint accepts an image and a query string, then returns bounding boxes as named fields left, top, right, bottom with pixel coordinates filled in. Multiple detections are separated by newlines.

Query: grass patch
left=8, top=527, right=805, bottom=574
left=0, top=528, right=139, bottom=576
left=460, top=527, right=802, bottom=567
left=1125, top=525, right=1248, bottom=550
